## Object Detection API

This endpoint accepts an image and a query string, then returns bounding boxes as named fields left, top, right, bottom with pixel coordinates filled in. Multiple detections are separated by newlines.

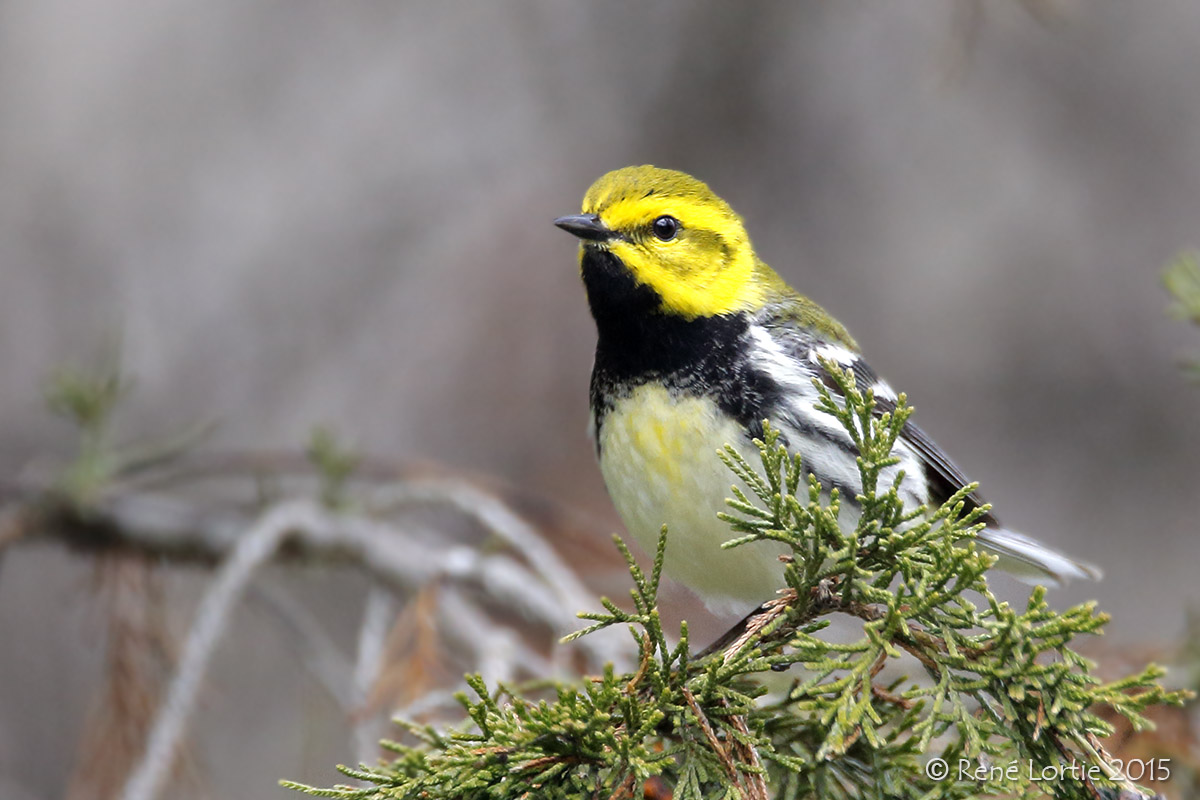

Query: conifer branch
left=286, top=363, right=1189, bottom=800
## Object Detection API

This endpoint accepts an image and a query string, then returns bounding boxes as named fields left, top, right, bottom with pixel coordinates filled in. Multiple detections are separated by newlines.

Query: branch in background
left=1, top=472, right=625, bottom=668
left=108, top=495, right=623, bottom=800
left=2, top=463, right=628, bottom=800
left=120, top=501, right=318, bottom=800
left=352, top=586, right=400, bottom=765
left=66, top=556, right=177, bottom=800
left=0, top=359, right=630, bottom=800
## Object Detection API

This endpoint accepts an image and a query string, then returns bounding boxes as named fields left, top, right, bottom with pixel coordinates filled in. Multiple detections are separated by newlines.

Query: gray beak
left=553, top=213, right=615, bottom=242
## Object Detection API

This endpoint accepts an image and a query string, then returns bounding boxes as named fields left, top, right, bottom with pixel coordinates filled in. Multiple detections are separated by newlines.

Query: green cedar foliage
left=285, top=364, right=1187, bottom=800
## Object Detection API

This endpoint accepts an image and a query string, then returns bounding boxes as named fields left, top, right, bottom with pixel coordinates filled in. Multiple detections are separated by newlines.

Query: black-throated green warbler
left=556, top=165, right=1098, bottom=615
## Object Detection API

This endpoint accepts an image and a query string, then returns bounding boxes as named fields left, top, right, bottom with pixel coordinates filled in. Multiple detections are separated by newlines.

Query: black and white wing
left=756, top=325, right=1100, bottom=585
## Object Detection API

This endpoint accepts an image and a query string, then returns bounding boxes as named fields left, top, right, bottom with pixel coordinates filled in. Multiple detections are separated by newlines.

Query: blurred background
left=1, top=1, right=1199, bottom=799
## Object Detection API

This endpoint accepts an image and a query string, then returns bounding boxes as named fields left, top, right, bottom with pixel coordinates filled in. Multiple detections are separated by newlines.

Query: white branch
left=6, top=471, right=635, bottom=796
left=121, top=501, right=319, bottom=800
left=352, top=585, right=399, bottom=764
left=436, top=586, right=549, bottom=685
left=114, top=492, right=627, bottom=800
left=376, top=482, right=595, bottom=612
left=376, top=482, right=630, bottom=670
left=118, top=503, right=449, bottom=800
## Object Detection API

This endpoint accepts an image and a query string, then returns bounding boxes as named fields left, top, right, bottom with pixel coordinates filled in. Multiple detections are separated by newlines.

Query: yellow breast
left=596, top=384, right=787, bottom=615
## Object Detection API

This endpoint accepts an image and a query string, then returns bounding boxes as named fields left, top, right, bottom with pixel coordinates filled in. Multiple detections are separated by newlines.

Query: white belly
left=597, top=384, right=788, bottom=615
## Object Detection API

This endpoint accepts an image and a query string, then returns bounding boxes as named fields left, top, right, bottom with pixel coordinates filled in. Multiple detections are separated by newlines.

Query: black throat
left=581, top=247, right=779, bottom=442
left=582, top=247, right=747, bottom=380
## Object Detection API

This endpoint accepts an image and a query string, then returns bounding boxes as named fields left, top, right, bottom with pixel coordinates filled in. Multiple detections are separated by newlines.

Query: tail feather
left=975, top=527, right=1102, bottom=587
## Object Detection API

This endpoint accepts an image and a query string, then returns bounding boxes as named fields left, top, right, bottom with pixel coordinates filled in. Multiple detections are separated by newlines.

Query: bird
left=555, top=165, right=1099, bottom=616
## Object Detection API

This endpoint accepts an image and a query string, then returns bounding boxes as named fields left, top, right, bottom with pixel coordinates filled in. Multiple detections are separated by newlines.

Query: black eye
left=651, top=215, right=679, bottom=241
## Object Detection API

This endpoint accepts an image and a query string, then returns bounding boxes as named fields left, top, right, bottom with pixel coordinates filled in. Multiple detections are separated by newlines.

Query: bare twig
left=353, top=585, right=400, bottom=764
left=681, top=687, right=733, bottom=777
left=436, top=586, right=551, bottom=684
left=6, top=452, right=631, bottom=796
left=121, top=501, right=327, bottom=800
left=682, top=687, right=767, bottom=800
left=367, top=584, right=443, bottom=717
left=719, top=588, right=799, bottom=664
left=7, top=466, right=628, bottom=672
left=727, top=711, right=769, bottom=800
left=373, top=482, right=597, bottom=618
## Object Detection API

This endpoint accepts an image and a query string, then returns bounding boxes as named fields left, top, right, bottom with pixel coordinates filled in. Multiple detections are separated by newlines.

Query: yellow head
left=555, top=166, right=766, bottom=319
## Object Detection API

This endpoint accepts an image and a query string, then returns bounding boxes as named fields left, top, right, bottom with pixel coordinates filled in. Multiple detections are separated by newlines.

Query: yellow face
left=576, top=166, right=764, bottom=319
